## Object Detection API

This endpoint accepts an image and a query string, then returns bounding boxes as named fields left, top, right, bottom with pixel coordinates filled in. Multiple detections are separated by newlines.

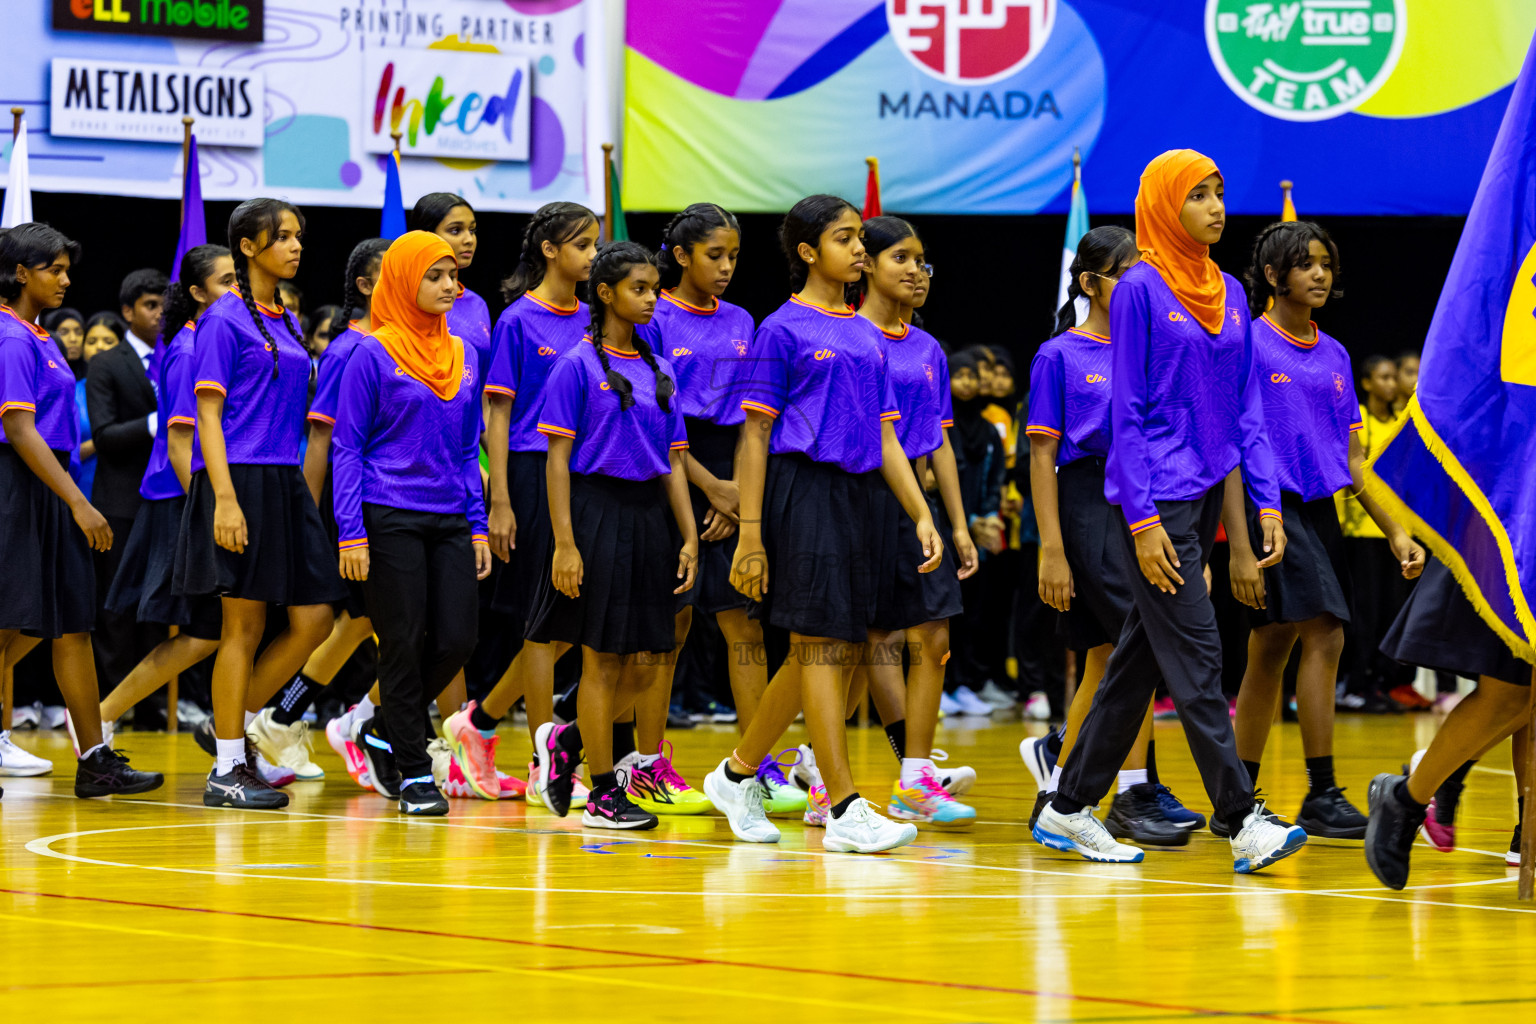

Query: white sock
left=1047, top=764, right=1063, bottom=791
left=900, top=757, right=934, bottom=788
left=243, top=710, right=258, bottom=730
left=79, top=742, right=104, bottom=760
left=357, top=695, right=376, bottom=721
left=1118, top=768, right=1148, bottom=793
left=216, top=737, right=247, bottom=775
left=633, top=752, right=659, bottom=767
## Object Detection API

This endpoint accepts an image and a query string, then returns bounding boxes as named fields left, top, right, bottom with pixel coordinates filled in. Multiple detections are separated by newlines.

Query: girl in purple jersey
left=1229, top=222, right=1424, bottom=838
left=333, top=231, right=492, bottom=816
left=97, top=245, right=236, bottom=742
left=525, top=241, right=699, bottom=829
left=703, top=195, right=942, bottom=855
left=1023, top=226, right=1203, bottom=848
left=0, top=223, right=162, bottom=798
left=454, top=203, right=599, bottom=808
left=175, top=199, right=344, bottom=810
left=852, top=216, right=979, bottom=828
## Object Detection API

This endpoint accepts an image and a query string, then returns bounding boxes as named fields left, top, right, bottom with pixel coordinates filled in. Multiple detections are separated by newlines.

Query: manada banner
left=623, top=0, right=1536, bottom=214
left=4, top=0, right=610, bottom=214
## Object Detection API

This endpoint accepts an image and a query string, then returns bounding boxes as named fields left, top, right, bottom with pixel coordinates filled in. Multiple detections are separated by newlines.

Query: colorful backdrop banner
left=622, top=0, right=1536, bottom=215
left=2, top=0, right=610, bottom=214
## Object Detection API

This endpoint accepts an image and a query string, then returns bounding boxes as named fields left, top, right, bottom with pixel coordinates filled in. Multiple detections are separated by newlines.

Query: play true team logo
left=887, top=0, right=1056, bottom=86
left=1205, top=0, right=1405, bottom=122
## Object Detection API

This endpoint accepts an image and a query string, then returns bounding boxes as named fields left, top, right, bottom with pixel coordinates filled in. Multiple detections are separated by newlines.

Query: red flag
left=862, top=156, right=881, bottom=219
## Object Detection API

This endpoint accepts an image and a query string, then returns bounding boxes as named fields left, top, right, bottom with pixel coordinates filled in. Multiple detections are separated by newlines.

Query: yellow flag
left=1280, top=179, right=1297, bottom=221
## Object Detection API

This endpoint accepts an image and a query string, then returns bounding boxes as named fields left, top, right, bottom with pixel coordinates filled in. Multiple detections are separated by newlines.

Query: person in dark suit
left=86, top=268, right=168, bottom=723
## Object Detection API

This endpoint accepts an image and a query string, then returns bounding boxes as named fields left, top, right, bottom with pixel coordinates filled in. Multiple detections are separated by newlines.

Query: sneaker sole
left=400, top=801, right=449, bottom=816
left=581, top=811, right=659, bottom=830
left=763, top=794, right=810, bottom=816
left=1233, top=828, right=1308, bottom=874
left=1294, top=817, right=1366, bottom=840
left=822, top=827, right=918, bottom=854
left=702, top=771, right=780, bottom=843
left=632, top=797, right=713, bottom=816
left=443, top=729, right=500, bottom=801
left=0, top=764, right=53, bottom=777
left=1033, top=823, right=1145, bottom=862
left=203, top=792, right=289, bottom=809
left=76, top=775, right=165, bottom=798
left=889, top=808, right=977, bottom=828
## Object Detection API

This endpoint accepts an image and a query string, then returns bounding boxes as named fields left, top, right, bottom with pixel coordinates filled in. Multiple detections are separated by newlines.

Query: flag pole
left=391, top=130, right=402, bottom=158
left=1521, top=672, right=1535, bottom=900
left=601, top=142, right=615, bottom=243
left=1072, top=146, right=1081, bottom=186
left=9, top=107, right=21, bottom=142
left=180, top=117, right=194, bottom=225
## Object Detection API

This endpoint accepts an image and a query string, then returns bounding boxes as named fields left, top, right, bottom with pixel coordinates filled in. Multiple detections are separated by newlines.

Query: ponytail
left=1052, top=225, right=1138, bottom=336
left=500, top=202, right=596, bottom=304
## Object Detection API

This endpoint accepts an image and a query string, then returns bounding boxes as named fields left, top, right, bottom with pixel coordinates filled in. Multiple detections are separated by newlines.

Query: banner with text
left=6, top=0, right=609, bottom=214
left=623, top=0, right=1536, bottom=215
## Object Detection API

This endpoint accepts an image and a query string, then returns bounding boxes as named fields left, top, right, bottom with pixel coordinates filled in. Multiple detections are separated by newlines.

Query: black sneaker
left=356, top=721, right=401, bottom=800
left=1029, top=790, right=1053, bottom=830
left=1508, top=822, right=1523, bottom=867
left=204, top=762, right=289, bottom=809
left=1296, top=786, right=1368, bottom=839
left=582, top=774, right=659, bottom=830
left=1364, top=772, right=1419, bottom=889
left=193, top=717, right=218, bottom=757
left=1104, top=784, right=1191, bottom=847
left=75, top=746, right=164, bottom=798
left=535, top=721, right=584, bottom=817
left=399, top=779, right=449, bottom=816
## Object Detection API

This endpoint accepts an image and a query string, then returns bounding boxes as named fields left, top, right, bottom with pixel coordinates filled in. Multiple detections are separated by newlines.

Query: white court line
left=13, top=791, right=1528, bottom=909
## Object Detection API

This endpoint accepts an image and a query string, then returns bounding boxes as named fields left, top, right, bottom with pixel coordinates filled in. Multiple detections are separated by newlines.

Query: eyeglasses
left=917, top=263, right=935, bottom=278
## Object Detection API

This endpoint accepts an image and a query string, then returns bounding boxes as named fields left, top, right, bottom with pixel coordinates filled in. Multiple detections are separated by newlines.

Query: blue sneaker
left=1154, top=784, right=1207, bottom=831
left=1231, top=805, right=1308, bottom=874
left=887, top=768, right=976, bottom=827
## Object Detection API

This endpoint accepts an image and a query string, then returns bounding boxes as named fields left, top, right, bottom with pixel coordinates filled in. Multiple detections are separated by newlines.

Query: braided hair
left=657, top=203, right=740, bottom=290
left=342, top=237, right=390, bottom=321
left=227, top=199, right=306, bottom=379
left=500, top=201, right=597, bottom=304
left=160, top=244, right=231, bottom=344
left=588, top=241, right=674, bottom=413
left=779, top=194, right=858, bottom=293
left=1244, top=220, right=1343, bottom=318
left=1052, top=225, right=1138, bottom=336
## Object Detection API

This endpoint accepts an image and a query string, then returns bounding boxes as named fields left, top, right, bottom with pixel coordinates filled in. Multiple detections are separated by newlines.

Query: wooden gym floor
left=0, top=714, right=1532, bottom=1023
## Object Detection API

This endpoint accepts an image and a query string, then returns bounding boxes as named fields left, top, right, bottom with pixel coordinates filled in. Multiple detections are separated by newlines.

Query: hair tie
left=660, top=242, right=668, bottom=252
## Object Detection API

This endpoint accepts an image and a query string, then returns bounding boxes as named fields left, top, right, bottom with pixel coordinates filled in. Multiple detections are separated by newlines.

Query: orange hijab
left=370, top=231, right=464, bottom=401
left=1134, top=149, right=1227, bottom=334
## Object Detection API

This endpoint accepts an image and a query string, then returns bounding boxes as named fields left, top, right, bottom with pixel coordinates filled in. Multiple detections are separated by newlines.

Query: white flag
left=2, top=119, right=33, bottom=229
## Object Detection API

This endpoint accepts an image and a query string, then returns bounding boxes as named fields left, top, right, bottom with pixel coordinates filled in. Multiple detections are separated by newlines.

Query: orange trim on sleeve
left=741, top=400, right=780, bottom=419
left=471, top=534, right=489, bottom=543
left=338, top=538, right=369, bottom=550
left=194, top=380, right=228, bottom=396
left=1128, top=515, right=1162, bottom=535
left=669, top=441, right=690, bottom=450
left=166, top=415, right=196, bottom=428
left=536, top=422, right=577, bottom=439
left=1349, top=421, right=1365, bottom=432
left=483, top=384, right=515, bottom=398
left=0, top=401, right=37, bottom=416
left=1258, top=509, right=1284, bottom=522
left=307, top=412, right=336, bottom=425
left=940, top=419, right=954, bottom=428
left=880, top=410, right=901, bottom=422
left=1025, top=424, right=1063, bottom=438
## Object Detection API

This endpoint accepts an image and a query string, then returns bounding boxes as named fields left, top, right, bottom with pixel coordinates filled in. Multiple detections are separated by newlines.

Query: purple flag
left=170, top=134, right=206, bottom=283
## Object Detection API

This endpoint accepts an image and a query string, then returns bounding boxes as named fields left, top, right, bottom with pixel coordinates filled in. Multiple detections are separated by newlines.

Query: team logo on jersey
left=1333, top=371, right=1346, bottom=395
left=47, top=360, right=58, bottom=368
left=537, top=346, right=557, bottom=356
left=462, top=365, right=475, bottom=383
left=672, top=347, right=692, bottom=357
left=1271, top=372, right=1293, bottom=384
left=1206, top=0, right=1406, bottom=123
left=395, top=367, right=406, bottom=375
left=733, top=339, right=748, bottom=356
left=924, top=363, right=934, bottom=383
left=1167, top=311, right=1188, bottom=323
left=814, top=349, right=836, bottom=360
left=1085, top=373, right=1106, bottom=384
left=1230, top=307, right=1242, bottom=327
left=887, top=0, right=1057, bottom=86
left=599, top=381, right=612, bottom=390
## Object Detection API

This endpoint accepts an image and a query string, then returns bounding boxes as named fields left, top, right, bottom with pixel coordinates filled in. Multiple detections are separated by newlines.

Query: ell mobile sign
left=52, top=0, right=264, bottom=42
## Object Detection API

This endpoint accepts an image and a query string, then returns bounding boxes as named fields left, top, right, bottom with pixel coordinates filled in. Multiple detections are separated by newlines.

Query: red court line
left=0, top=887, right=1349, bottom=1024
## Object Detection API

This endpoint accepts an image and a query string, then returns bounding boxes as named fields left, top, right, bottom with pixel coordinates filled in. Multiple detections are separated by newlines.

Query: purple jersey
left=447, top=285, right=493, bottom=372
left=1105, top=263, right=1280, bottom=534
left=536, top=338, right=687, bottom=481
left=192, top=291, right=312, bottom=467
left=736, top=296, right=900, bottom=474
left=878, top=321, right=952, bottom=458
left=331, top=337, right=487, bottom=549
left=1025, top=327, right=1113, bottom=465
left=636, top=290, right=754, bottom=425
left=138, top=321, right=195, bottom=500
left=307, top=322, right=366, bottom=427
left=0, top=306, right=77, bottom=451
left=1250, top=315, right=1361, bottom=501
left=486, top=293, right=589, bottom=452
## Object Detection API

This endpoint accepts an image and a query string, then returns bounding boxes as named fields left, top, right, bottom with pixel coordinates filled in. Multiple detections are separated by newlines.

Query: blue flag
left=169, top=134, right=205, bottom=283
left=1367, top=31, right=1536, bottom=664
left=380, top=151, right=406, bottom=240
left=1056, top=169, right=1088, bottom=313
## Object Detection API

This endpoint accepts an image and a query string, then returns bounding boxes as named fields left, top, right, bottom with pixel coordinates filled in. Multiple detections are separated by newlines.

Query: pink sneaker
left=803, top=784, right=830, bottom=827
left=497, top=770, right=527, bottom=799
left=443, top=702, right=499, bottom=800
left=1152, top=697, right=1178, bottom=719
left=525, top=760, right=588, bottom=809
left=1421, top=797, right=1456, bottom=852
left=325, top=714, right=372, bottom=790
left=442, top=752, right=475, bottom=799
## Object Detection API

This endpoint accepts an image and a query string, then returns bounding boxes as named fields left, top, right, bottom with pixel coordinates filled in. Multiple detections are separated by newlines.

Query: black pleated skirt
left=105, top=494, right=222, bottom=639
left=489, top=450, right=554, bottom=634
left=1244, top=490, right=1351, bottom=627
left=1380, top=558, right=1531, bottom=685
left=318, top=466, right=369, bottom=617
left=174, top=464, right=346, bottom=607
left=755, top=453, right=880, bottom=644
left=870, top=480, right=963, bottom=631
left=525, top=472, right=681, bottom=655
left=683, top=418, right=751, bottom=616
left=1056, top=457, right=1135, bottom=650
left=0, top=446, right=95, bottom=638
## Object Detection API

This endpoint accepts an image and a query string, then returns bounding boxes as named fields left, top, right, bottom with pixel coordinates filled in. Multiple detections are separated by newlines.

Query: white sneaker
left=40, top=705, right=67, bottom=730
left=929, top=748, right=976, bottom=796
left=822, top=797, right=918, bottom=853
left=12, top=702, right=41, bottom=730
left=247, top=708, right=324, bottom=781
left=253, top=748, right=297, bottom=788
left=1409, top=748, right=1426, bottom=776
left=790, top=743, right=823, bottom=792
left=428, top=738, right=452, bottom=792
left=1033, top=803, right=1144, bottom=862
left=1231, top=803, right=1308, bottom=873
left=953, top=686, right=994, bottom=716
left=1023, top=691, right=1051, bottom=721
left=0, top=730, right=52, bottom=776
left=1018, top=735, right=1052, bottom=793
left=702, top=758, right=780, bottom=843
left=978, top=680, right=1017, bottom=710
left=939, top=690, right=962, bottom=717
